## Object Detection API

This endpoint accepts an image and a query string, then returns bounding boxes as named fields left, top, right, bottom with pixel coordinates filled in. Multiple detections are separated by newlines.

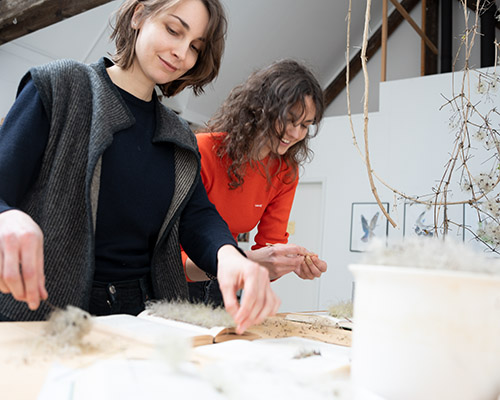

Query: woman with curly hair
left=184, top=59, right=328, bottom=306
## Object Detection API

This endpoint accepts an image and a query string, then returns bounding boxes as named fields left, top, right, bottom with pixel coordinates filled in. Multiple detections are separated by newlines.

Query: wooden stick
left=389, top=0, right=438, bottom=55
left=381, top=0, right=388, bottom=82
left=361, top=0, right=398, bottom=228
left=421, top=0, right=426, bottom=75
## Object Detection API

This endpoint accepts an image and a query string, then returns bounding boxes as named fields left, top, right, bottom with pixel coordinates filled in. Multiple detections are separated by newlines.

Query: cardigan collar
left=92, top=57, right=198, bottom=153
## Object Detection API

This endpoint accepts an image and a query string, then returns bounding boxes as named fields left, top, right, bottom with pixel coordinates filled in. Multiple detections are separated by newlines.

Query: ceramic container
left=350, top=264, right=500, bottom=400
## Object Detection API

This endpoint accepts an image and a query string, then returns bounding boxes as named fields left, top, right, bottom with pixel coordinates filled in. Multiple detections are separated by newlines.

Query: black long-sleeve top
left=0, top=78, right=231, bottom=283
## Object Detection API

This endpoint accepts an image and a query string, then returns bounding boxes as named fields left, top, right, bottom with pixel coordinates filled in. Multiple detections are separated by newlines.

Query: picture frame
left=350, top=202, right=389, bottom=252
left=403, top=202, right=464, bottom=240
left=463, top=203, right=500, bottom=256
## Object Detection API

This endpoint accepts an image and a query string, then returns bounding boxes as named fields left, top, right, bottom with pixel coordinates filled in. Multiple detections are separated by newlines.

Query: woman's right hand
left=246, top=243, right=310, bottom=280
left=0, top=209, right=47, bottom=309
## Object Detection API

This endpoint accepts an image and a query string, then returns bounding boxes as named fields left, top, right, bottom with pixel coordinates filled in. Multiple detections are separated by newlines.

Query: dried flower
left=362, top=237, right=500, bottom=275
left=328, top=301, right=353, bottom=320
left=481, top=197, right=500, bottom=217
left=145, top=300, right=235, bottom=328
left=476, top=79, right=487, bottom=94
left=472, top=126, right=488, bottom=142
left=461, top=179, right=473, bottom=192
left=43, top=305, right=92, bottom=346
left=473, top=172, right=497, bottom=193
left=155, top=335, right=191, bottom=371
left=477, top=220, right=500, bottom=247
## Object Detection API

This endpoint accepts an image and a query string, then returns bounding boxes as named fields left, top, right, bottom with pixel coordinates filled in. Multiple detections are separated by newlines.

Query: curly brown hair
left=200, top=59, right=324, bottom=189
left=110, top=0, right=227, bottom=97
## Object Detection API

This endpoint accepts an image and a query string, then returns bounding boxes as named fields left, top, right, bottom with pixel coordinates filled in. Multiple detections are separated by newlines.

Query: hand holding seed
left=246, top=243, right=310, bottom=280
left=294, top=253, right=327, bottom=280
left=247, top=243, right=326, bottom=280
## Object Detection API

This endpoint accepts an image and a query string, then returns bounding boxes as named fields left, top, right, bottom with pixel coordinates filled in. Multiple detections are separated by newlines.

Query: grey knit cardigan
left=0, top=58, right=201, bottom=321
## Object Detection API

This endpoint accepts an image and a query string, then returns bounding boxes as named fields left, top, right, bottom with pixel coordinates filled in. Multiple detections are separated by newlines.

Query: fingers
left=296, top=255, right=328, bottom=280
left=235, top=269, right=280, bottom=334
left=20, top=231, right=45, bottom=309
left=270, top=243, right=308, bottom=257
left=219, top=279, right=240, bottom=320
left=0, top=249, right=7, bottom=293
left=218, top=254, right=280, bottom=334
left=1, top=233, right=25, bottom=301
left=312, top=255, right=328, bottom=273
left=260, top=244, right=307, bottom=280
left=0, top=210, right=46, bottom=309
left=233, top=267, right=265, bottom=332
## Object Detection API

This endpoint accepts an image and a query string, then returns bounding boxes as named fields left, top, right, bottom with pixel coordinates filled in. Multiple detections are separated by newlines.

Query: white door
left=270, top=180, right=324, bottom=312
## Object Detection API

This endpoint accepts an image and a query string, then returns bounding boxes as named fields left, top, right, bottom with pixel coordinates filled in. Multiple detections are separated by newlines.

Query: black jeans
left=188, top=280, right=225, bottom=308
left=0, top=277, right=153, bottom=320
left=89, top=276, right=154, bottom=316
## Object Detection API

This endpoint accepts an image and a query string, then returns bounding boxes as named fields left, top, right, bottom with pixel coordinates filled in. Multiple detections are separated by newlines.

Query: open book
left=93, top=310, right=259, bottom=347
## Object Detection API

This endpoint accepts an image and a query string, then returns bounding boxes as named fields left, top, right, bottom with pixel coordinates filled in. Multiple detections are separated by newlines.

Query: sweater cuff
left=207, top=243, right=247, bottom=278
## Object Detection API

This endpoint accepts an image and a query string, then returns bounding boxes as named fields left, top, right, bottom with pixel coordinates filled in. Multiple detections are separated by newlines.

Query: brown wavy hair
left=110, top=0, right=227, bottom=97
left=200, top=59, right=324, bottom=189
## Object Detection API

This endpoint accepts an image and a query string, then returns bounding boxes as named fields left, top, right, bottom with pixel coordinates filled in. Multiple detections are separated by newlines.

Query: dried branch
left=346, top=0, right=500, bottom=251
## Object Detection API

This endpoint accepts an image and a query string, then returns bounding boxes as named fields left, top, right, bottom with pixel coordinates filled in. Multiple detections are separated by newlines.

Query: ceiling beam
left=323, top=0, right=421, bottom=107
left=0, top=0, right=115, bottom=45
left=423, top=0, right=439, bottom=75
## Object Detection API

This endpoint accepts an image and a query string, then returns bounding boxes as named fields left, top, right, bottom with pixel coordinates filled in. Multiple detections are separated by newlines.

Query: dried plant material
left=145, top=300, right=235, bottom=329
left=346, top=0, right=500, bottom=254
left=363, top=237, right=500, bottom=275
left=328, top=301, right=353, bottom=320
left=155, top=334, right=191, bottom=372
left=19, top=305, right=96, bottom=361
left=255, top=316, right=351, bottom=346
left=293, top=348, right=321, bottom=359
left=44, top=305, right=92, bottom=344
left=42, top=305, right=92, bottom=349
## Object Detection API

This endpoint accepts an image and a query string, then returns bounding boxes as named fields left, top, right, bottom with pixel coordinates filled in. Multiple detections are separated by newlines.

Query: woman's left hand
left=294, top=254, right=327, bottom=280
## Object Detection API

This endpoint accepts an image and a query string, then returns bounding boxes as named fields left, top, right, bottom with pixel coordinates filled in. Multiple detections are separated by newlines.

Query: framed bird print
left=350, top=202, right=389, bottom=252
left=403, top=202, right=464, bottom=240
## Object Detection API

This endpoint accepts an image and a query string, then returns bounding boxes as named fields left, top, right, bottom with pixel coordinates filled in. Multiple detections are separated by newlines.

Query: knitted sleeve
left=0, top=77, right=49, bottom=213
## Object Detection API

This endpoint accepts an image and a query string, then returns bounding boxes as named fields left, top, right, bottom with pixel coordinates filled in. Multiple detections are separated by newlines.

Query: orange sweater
left=183, top=132, right=298, bottom=279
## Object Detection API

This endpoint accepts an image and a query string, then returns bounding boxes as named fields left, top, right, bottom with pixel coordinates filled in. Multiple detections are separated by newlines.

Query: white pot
left=349, top=264, right=500, bottom=400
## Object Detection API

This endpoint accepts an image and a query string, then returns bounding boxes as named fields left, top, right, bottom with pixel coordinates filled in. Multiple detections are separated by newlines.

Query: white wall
left=305, top=65, right=500, bottom=309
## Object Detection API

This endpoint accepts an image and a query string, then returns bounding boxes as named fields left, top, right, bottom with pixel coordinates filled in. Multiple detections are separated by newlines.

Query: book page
left=93, top=314, right=214, bottom=346
left=138, top=309, right=259, bottom=343
left=193, top=337, right=351, bottom=392
left=71, top=359, right=227, bottom=400
left=138, top=310, right=227, bottom=336
left=285, top=311, right=353, bottom=330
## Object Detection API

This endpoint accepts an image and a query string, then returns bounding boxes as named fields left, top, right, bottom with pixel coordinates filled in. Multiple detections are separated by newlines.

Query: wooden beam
left=441, top=0, right=453, bottom=72
left=0, top=0, right=115, bottom=45
left=324, top=0, right=420, bottom=107
left=389, top=0, right=438, bottom=54
left=423, top=0, right=439, bottom=75
left=421, top=0, right=427, bottom=76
